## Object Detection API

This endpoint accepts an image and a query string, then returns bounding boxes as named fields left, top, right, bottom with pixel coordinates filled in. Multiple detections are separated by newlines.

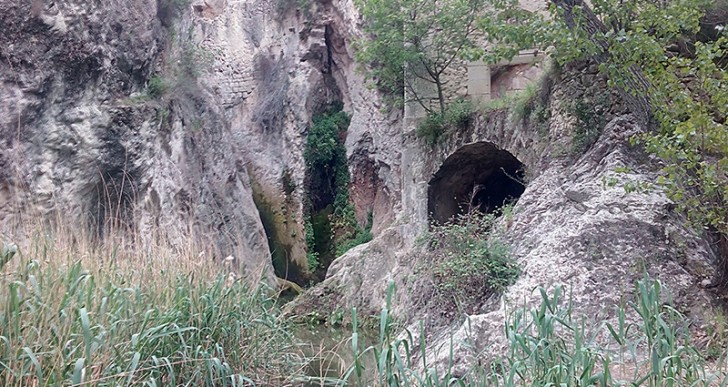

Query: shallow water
left=294, top=324, right=377, bottom=386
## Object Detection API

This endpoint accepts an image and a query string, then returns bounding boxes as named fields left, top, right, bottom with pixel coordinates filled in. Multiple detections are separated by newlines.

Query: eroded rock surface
left=192, top=0, right=401, bottom=274
left=296, top=63, right=718, bottom=372
left=0, top=0, right=275, bottom=280
left=0, top=0, right=720, bottom=375
left=0, top=0, right=401, bottom=283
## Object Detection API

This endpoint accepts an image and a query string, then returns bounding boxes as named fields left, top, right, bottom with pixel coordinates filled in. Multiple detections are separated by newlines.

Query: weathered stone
left=0, top=0, right=720, bottom=377
left=296, top=65, right=717, bottom=374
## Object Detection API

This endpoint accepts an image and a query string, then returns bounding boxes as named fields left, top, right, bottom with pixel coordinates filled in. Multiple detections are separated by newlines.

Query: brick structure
left=404, top=49, right=545, bottom=126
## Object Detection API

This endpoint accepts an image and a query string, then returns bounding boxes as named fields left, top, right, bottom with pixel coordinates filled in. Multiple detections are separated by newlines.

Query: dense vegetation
left=0, top=231, right=305, bottom=386
left=304, top=105, right=373, bottom=280
left=425, top=211, right=520, bottom=315
left=3, top=233, right=728, bottom=385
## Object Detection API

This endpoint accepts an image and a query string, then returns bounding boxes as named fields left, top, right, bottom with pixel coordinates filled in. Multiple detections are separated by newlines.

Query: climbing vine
left=304, top=104, right=373, bottom=280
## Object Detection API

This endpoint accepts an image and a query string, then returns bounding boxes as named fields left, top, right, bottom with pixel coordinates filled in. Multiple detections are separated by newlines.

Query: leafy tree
left=542, top=0, right=727, bottom=282
left=355, top=0, right=486, bottom=115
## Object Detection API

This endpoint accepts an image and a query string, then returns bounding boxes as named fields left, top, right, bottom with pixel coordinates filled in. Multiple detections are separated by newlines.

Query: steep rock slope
left=189, top=0, right=401, bottom=279
left=0, top=1, right=274, bottom=280
left=0, top=0, right=401, bottom=283
left=0, top=2, right=720, bottom=374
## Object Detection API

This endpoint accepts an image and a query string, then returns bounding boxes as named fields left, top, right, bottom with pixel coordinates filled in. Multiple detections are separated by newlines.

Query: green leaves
left=543, top=0, right=727, bottom=259
left=416, top=98, right=474, bottom=145
left=304, top=107, right=350, bottom=169
left=304, top=105, right=371, bottom=277
left=427, top=212, right=520, bottom=314
left=0, top=242, right=17, bottom=271
left=0, top=249, right=304, bottom=386
left=355, top=0, right=488, bottom=114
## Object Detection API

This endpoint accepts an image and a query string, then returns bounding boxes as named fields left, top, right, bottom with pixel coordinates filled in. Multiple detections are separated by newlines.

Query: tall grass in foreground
left=0, top=229, right=306, bottom=386
left=336, top=279, right=728, bottom=387
left=4, top=224, right=728, bottom=386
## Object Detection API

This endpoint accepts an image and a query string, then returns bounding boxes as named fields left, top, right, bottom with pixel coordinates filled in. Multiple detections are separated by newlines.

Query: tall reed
left=0, top=223, right=306, bottom=386
left=338, top=279, right=728, bottom=386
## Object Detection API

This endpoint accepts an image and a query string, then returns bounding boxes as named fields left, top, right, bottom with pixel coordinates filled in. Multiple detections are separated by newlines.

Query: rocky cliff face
left=0, top=0, right=401, bottom=283
left=0, top=0, right=720, bottom=374
left=0, top=0, right=275, bottom=280
left=293, top=61, right=718, bottom=370
left=189, top=0, right=401, bottom=280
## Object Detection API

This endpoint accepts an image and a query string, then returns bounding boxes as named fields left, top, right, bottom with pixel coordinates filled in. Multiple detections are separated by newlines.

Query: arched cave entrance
left=428, top=142, right=525, bottom=224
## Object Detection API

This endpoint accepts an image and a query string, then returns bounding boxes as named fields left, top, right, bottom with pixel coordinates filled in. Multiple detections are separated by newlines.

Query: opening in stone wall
left=428, top=142, right=525, bottom=224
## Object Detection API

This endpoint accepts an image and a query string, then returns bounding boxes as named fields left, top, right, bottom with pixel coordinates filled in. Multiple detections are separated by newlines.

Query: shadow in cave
left=428, top=142, right=525, bottom=224
left=305, top=157, right=340, bottom=283
left=253, top=193, right=305, bottom=287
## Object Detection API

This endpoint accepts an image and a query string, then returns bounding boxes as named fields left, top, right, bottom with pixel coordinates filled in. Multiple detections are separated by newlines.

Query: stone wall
left=404, top=51, right=545, bottom=126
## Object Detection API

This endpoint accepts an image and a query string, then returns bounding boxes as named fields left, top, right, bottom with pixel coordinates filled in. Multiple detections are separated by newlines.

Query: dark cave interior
left=428, top=142, right=525, bottom=224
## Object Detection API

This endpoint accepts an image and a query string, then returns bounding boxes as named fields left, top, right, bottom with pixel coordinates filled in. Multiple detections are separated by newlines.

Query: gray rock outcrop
left=0, top=0, right=275, bottom=280
left=295, top=62, right=718, bottom=370
left=0, top=0, right=720, bottom=375
left=0, top=0, right=401, bottom=284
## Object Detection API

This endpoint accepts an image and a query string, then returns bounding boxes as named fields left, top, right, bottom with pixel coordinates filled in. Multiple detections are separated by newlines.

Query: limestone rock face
left=297, top=64, right=717, bottom=371
left=0, top=0, right=719, bottom=374
left=420, top=113, right=715, bottom=371
left=188, top=0, right=402, bottom=272
left=0, top=0, right=275, bottom=281
left=0, top=0, right=401, bottom=282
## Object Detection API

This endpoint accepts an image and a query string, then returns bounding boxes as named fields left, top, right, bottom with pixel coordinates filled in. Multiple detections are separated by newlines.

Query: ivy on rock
left=304, top=103, right=373, bottom=282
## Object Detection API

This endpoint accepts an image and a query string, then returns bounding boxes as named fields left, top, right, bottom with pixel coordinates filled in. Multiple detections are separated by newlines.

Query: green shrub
left=304, top=106, right=350, bottom=172
left=304, top=104, right=371, bottom=277
left=511, top=84, right=538, bottom=121
left=146, top=75, right=168, bottom=99
left=304, top=219, right=320, bottom=273
left=427, top=212, right=520, bottom=313
left=416, top=112, right=446, bottom=146
left=417, top=99, right=474, bottom=146
left=443, top=99, right=473, bottom=128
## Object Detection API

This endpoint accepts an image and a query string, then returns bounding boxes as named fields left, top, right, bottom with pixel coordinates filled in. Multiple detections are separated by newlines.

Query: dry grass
left=0, top=215, right=307, bottom=386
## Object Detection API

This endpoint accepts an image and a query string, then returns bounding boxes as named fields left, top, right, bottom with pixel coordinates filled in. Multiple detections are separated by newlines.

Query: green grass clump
left=416, top=113, right=446, bottom=146
left=427, top=211, right=520, bottom=314
left=443, top=99, right=473, bottom=129
left=416, top=99, right=474, bottom=146
left=3, top=226, right=726, bottom=386
left=0, top=231, right=305, bottom=386
left=146, top=75, right=169, bottom=99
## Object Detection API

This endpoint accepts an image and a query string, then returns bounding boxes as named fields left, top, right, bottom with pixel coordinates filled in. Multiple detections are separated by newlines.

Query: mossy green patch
left=251, top=183, right=305, bottom=285
left=303, top=103, right=372, bottom=282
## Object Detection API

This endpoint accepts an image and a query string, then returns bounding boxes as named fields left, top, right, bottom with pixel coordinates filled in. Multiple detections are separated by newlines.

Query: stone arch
left=428, top=142, right=525, bottom=224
